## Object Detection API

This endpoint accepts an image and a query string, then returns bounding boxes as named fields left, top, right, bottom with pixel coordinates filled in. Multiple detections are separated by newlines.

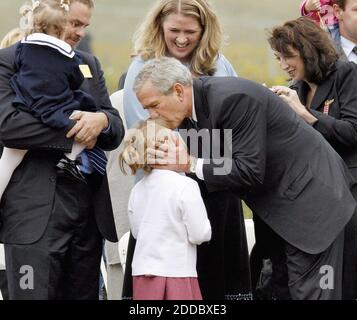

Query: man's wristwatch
left=189, top=156, right=198, bottom=174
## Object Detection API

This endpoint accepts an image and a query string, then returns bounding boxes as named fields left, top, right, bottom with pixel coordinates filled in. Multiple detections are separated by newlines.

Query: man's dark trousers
left=4, top=173, right=102, bottom=300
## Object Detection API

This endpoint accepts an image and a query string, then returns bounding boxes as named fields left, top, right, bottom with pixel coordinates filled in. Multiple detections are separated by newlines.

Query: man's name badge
left=79, top=64, right=93, bottom=78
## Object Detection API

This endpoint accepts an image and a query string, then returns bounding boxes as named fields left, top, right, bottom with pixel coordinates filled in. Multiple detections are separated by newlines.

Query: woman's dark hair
left=268, top=17, right=339, bottom=84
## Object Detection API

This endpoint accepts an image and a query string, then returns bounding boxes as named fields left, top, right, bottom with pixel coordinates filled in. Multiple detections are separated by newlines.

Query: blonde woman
left=122, top=0, right=252, bottom=300
left=123, top=0, right=237, bottom=128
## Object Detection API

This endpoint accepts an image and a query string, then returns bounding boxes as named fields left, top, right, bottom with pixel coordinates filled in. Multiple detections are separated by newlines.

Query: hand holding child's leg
left=55, top=110, right=87, bottom=183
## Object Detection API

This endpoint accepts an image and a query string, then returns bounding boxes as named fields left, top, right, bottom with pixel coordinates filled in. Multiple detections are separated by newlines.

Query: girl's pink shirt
left=300, top=0, right=338, bottom=26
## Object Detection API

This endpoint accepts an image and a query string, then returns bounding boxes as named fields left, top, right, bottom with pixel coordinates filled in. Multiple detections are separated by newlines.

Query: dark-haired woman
left=268, top=16, right=357, bottom=300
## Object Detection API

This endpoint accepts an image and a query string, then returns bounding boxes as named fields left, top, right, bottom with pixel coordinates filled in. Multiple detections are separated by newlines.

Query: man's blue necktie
left=353, top=46, right=357, bottom=55
left=86, top=146, right=107, bottom=175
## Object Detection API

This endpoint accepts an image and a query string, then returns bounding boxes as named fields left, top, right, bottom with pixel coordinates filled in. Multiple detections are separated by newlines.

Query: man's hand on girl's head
left=147, top=132, right=191, bottom=173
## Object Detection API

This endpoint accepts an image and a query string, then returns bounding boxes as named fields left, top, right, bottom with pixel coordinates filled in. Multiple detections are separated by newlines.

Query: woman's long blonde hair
left=133, top=0, right=223, bottom=76
left=119, top=119, right=176, bottom=175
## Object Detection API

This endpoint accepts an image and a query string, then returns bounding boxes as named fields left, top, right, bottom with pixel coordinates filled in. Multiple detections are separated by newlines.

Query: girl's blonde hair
left=20, top=0, right=71, bottom=38
left=133, top=0, right=223, bottom=76
left=0, top=28, right=24, bottom=49
left=119, top=120, right=175, bottom=175
left=71, top=0, right=94, bottom=8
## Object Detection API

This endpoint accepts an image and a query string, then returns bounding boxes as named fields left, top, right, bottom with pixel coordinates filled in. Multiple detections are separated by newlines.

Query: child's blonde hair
left=119, top=119, right=175, bottom=175
left=20, top=0, right=71, bottom=38
left=0, top=28, right=24, bottom=49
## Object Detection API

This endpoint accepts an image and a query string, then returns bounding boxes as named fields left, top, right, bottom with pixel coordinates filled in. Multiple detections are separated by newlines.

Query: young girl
left=119, top=120, right=212, bottom=300
left=300, top=0, right=338, bottom=30
left=0, top=0, right=98, bottom=200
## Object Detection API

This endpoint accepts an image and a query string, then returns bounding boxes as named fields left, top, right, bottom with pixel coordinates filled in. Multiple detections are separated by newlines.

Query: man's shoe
left=56, top=157, right=87, bottom=184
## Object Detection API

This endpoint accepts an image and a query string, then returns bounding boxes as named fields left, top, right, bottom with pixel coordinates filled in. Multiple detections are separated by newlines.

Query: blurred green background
left=1, top=0, right=301, bottom=93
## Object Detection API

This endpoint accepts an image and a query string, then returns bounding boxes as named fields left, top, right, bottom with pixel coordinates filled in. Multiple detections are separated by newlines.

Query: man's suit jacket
left=0, top=43, right=124, bottom=244
left=291, top=61, right=357, bottom=179
left=331, top=30, right=349, bottom=62
left=191, top=77, right=356, bottom=255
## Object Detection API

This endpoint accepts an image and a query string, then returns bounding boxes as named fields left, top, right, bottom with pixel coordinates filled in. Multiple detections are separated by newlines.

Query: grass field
left=1, top=0, right=301, bottom=93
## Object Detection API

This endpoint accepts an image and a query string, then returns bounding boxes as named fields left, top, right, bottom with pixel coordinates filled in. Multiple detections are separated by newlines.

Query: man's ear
left=333, top=4, right=343, bottom=21
left=173, top=83, right=184, bottom=101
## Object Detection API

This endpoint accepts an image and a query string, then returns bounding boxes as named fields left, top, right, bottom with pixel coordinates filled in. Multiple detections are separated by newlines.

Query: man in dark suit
left=0, top=0, right=124, bottom=299
left=132, top=57, right=356, bottom=299
left=331, top=0, right=357, bottom=63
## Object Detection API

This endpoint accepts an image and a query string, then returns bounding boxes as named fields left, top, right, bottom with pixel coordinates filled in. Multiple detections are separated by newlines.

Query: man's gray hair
left=133, top=57, right=193, bottom=95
